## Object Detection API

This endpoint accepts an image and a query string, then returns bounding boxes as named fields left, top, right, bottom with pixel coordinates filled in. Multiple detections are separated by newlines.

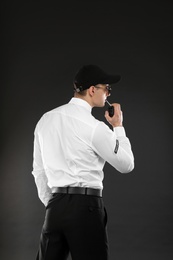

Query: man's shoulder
left=35, top=103, right=67, bottom=124
left=39, top=102, right=71, bottom=120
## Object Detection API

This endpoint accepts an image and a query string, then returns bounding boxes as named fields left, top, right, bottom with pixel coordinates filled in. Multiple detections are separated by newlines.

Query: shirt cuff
left=113, top=126, right=126, bottom=137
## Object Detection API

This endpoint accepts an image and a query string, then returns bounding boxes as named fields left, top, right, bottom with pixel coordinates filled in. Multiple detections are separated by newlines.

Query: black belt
left=52, top=187, right=102, bottom=197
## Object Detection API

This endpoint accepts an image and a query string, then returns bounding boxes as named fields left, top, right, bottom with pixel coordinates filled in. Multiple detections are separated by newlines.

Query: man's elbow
left=117, top=160, right=135, bottom=174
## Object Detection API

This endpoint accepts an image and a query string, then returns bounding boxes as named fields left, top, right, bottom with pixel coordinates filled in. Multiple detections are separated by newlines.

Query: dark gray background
left=1, top=0, right=173, bottom=259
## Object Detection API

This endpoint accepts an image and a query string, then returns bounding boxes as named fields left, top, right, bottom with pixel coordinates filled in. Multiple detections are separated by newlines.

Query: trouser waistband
left=51, top=187, right=102, bottom=197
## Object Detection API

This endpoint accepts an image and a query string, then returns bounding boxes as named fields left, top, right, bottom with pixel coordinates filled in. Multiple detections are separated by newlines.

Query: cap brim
left=102, top=74, right=121, bottom=85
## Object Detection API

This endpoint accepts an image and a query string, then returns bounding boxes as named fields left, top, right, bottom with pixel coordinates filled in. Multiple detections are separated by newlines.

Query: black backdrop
left=1, top=0, right=173, bottom=259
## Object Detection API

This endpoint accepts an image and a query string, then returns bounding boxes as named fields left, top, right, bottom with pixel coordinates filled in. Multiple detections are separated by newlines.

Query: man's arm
left=92, top=103, right=134, bottom=173
left=32, top=125, right=52, bottom=206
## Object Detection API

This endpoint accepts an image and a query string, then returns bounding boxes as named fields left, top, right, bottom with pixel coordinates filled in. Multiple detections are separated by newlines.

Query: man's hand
left=105, top=103, right=123, bottom=127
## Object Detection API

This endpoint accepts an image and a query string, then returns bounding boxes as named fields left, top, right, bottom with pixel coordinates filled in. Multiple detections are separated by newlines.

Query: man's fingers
left=112, top=103, right=121, bottom=112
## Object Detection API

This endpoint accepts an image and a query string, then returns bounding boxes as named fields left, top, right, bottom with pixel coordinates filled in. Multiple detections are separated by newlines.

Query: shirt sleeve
left=91, top=122, right=134, bottom=173
left=31, top=124, right=52, bottom=206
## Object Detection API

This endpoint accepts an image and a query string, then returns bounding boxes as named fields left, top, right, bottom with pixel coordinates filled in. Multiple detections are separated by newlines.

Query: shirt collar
left=69, top=97, right=92, bottom=113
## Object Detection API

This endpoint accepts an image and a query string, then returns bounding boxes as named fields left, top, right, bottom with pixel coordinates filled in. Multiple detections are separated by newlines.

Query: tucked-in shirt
left=32, top=97, right=134, bottom=206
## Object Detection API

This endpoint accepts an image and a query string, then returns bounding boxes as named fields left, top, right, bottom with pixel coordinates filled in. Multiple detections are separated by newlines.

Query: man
left=32, top=64, right=134, bottom=260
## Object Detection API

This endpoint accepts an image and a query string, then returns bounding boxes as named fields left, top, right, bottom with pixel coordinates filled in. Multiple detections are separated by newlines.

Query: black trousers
left=36, top=193, right=109, bottom=260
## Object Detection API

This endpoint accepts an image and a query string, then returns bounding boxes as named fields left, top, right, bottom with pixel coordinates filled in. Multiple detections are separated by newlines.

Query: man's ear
left=88, top=86, right=95, bottom=96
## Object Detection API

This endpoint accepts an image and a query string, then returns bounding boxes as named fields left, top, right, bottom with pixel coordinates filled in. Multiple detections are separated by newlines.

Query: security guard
left=32, top=64, right=134, bottom=260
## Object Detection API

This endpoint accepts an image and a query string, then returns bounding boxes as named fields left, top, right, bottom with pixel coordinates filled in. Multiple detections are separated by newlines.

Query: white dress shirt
left=32, top=97, right=134, bottom=206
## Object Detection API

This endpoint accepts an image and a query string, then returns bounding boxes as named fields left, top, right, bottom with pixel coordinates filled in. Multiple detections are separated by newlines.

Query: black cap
left=73, top=65, right=121, bottom=92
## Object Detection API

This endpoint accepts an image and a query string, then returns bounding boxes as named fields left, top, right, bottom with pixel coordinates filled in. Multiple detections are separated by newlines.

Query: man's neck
left=74, top=93, right=94, bottom=108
